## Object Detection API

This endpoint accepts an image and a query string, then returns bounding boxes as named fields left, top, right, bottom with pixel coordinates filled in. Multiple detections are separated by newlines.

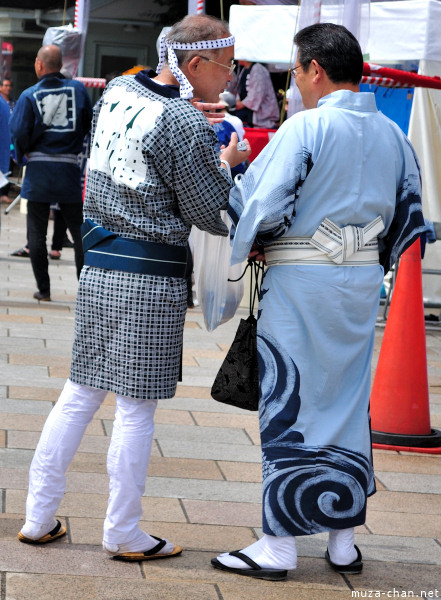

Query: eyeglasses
left=199, top=56, right=236, bottom=76
left=289, top=64, right=303, bottom=77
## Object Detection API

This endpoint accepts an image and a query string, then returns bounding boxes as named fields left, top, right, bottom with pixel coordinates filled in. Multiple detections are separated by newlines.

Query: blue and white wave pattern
left=257, top=329, right=370, bottom=536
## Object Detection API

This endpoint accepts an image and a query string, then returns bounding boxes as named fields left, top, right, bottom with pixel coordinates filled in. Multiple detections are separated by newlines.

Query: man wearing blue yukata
left=211, top=23, right=424, bottom=581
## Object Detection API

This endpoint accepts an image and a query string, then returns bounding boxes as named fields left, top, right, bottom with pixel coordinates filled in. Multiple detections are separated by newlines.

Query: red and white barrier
left=74, top=63, right=441, bottom=92
left=363, top=62, right=441, bottom=90
left=75, top=77, right=106, bottom=88
left=361, top=76, right=409, bottom=88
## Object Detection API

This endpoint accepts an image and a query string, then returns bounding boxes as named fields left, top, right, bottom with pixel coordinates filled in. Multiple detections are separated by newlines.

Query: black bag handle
left=249, top=260, right=264, bottom=316
left=229, top=259, right=264, bottom=317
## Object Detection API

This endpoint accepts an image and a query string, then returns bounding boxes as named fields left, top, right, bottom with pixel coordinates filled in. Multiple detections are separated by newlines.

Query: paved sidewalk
left=1, top=206, right=440, bottom=600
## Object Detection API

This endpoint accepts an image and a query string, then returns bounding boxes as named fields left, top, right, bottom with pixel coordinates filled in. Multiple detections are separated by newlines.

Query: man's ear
left=310, top=59, right=324, bottom=81
left=186, top=56, right=203, bottom=78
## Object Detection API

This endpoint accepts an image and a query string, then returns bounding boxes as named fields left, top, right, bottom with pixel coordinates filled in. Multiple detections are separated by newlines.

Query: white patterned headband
left=156, top=33, right=235, bottom=99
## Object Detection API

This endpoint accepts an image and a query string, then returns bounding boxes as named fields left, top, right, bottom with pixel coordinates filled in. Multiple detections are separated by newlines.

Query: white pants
left=25, top=379, right=157, bottom=545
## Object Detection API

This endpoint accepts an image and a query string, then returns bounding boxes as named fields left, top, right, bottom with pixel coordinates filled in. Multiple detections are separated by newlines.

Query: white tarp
left=230, top=0, right=441, bottom=64
left=367, top=0, right=441, bottom=62
left=408, top=60, right=441, bottom=304
left=230, top=5, right=299, bottom=63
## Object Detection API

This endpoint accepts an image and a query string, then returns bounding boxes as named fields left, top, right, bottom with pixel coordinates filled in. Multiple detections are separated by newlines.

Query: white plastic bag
left=43, top=25, right=83, bottom=78
left=192, top=211, right=244, bottom=331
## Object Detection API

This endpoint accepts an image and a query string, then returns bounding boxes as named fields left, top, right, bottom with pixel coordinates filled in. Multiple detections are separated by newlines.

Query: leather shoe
left=33, top=291, right=51, bottom=302
left=11, top=247, right=30, bottom=257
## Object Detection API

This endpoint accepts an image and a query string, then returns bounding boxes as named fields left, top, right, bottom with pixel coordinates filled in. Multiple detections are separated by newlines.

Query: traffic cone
left=370, top=238, right=441, bottom=454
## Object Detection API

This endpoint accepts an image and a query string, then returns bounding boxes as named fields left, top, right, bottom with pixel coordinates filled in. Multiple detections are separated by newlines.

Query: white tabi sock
left=216, top=534, right=297, bottom=570
left=20, top=518, right=58, bottom=540
left=103, top=528, right=174, bottom=556
left=328, top=527, right=358, bottom=565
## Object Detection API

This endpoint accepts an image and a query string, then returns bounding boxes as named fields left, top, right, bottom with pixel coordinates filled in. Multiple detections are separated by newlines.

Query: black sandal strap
left=48, top=520, right=62, bottom=536
left=229, top=551, right=262, bottom=570
left=142, top=536, right=167, bottom=556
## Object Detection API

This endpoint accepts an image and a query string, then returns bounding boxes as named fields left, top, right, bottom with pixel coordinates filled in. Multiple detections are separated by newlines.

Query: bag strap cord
left=229, top=259, right=264, bottom=316
left=249, top=260, right=264, bottom=316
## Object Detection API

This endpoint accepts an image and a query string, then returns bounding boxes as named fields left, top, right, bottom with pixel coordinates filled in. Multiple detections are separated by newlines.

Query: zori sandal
left=211, top=551, right=288, bottom=581
left=110, top=536, right=183, bottom=562
left=325, top=545, right=363, bottom=574
left=18, top=520, right=67, bottom=545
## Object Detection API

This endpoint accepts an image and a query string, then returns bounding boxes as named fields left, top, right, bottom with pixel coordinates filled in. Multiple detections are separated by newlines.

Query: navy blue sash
left=81, top=219, right=187, bottom=278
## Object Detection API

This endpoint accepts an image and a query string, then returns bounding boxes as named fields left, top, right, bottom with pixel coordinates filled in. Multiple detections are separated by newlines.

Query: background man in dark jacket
left=10, top=44, right=92, bottom=301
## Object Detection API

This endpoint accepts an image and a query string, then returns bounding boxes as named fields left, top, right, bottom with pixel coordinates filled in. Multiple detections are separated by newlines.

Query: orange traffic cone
left=370, top=238, right=441, bottom=453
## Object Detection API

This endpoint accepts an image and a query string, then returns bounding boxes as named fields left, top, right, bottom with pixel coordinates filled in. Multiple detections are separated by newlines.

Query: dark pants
left=27, top=202, right=84, bottom=295
left=51, top=208, right=68, bottom=252
left=23, top=209, right=70, bottom=252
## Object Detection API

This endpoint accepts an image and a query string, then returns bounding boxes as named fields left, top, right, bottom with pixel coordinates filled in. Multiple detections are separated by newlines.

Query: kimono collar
left=135, top=70, right=180, bottom=99
left=318, top=89, right=377, bottom=113
left=40, top=72, right=65, bottom=81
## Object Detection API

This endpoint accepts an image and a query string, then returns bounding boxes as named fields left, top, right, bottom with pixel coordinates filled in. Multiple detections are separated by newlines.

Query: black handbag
left=211, top=260, right=264, bottom=411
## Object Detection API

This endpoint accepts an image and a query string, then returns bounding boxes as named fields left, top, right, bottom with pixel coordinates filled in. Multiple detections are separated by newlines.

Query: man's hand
left=220, top=132, right=252, bottom=168
left=248, top=243, right=266, bottom=264
left=192, top=99, right=226, bottom=124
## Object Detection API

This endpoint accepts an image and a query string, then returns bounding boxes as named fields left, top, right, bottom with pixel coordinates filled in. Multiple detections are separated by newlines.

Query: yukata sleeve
left=0, top=101, right=10, bottom=174
left=9, top=95, right=34, bottom=165
left=378, top=136, right=425, bottom=274
left=80, top=86, right=93, bottom=136
left=229, top=118, right=309, bottom=264
left=169, top=111, right=233, bottom=237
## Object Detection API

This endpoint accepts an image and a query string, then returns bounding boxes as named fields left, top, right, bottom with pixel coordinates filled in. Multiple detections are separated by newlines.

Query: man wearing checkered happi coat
left=18, top=15, right=250, bottom=561
left=71, top=72, right=231, bottom=400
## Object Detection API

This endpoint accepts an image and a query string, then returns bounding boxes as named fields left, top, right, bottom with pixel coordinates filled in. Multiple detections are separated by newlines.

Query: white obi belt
left=265, top=216, right=385, bottom=267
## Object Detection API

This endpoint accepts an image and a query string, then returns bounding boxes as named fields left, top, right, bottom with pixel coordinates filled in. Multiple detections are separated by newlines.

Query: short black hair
left=294, top=23, right=363, bottom=85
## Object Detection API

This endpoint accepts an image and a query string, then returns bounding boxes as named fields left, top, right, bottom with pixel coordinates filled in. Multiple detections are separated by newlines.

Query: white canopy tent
left=230, top=0, right=441, bottom=64
left=229, top=0, right=441, bottom=305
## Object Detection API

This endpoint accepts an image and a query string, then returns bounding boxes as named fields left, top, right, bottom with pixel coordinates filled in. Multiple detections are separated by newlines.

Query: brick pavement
left=0, top=205, right=440, bottom=600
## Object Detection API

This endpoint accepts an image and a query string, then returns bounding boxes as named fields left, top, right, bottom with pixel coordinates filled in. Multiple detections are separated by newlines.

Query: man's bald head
left=35, top=45, right=62, bottom=78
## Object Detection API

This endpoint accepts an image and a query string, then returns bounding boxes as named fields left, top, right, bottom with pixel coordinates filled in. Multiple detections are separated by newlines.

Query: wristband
left=220, top=158, right=231, bottom=179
